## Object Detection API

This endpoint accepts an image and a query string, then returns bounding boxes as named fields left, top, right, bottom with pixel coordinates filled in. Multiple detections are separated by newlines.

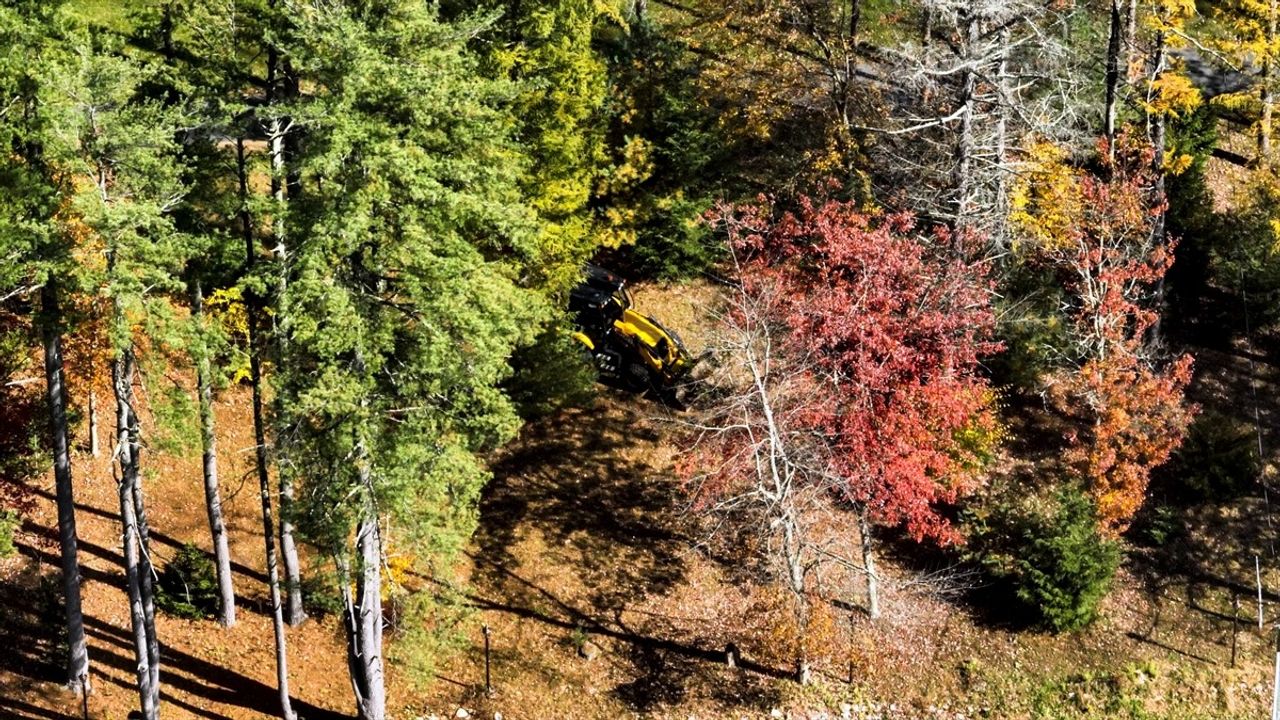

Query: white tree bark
left=192, top=280, right=236, bottom=627
left=240, top=136, right=298, bottom=720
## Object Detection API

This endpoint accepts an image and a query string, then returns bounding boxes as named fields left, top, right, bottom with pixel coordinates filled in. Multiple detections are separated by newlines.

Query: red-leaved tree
left=686, top=195, right=1001, bottom=630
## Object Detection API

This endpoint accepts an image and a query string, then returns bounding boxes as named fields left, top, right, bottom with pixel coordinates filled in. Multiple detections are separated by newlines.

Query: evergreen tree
left=448, top=0, right=615, bottom=294
left=275, top=3, right=546, bottom=717
left=55, top=31, right=191, bottom=720
left=0, top=0, right=92, bottom=696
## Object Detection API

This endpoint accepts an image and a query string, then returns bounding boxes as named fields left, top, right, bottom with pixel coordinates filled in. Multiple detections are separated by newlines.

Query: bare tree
left=679, top=254, right=849, bottom=684
left=874, top=0, right=1086, bottom=250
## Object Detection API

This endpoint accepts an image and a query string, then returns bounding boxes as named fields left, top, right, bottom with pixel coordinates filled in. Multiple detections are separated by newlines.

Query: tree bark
left=953, top=8, right=979, bottom=233
left=782, top=512, right=810, bottom=685
left=265, top=41, right=306, bottom=625
left=40, top=282, right=91, bottom=696
left=342, top=471, right=386, bottom=720
left=859, top=507, right=880, bottom=620
left=192, top=280, right=236, bottom=627
left=112, top=345, right=158, bottom=720
left=1104, top=0, right=1123, bottom=149
left=88, top=391, right=99, bottom=457
left=1261, top=0, right=1277, bottom=163
left=240, top=136, right=298, bottom=720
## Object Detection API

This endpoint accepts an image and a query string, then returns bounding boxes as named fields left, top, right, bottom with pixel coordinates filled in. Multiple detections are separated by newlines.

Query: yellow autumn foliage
left=1009, top=141, right=1082, bottom=253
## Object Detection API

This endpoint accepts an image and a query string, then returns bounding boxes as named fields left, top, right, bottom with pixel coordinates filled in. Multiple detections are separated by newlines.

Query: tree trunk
left=241, top=137, right=298, bottom=720
left=953, top=8, right=979, bottom=233
left=1261, top=0, right=1277, bottom=163
left=993, top=26, right=1011, bottom=252
left=1104, top=0, right=1122, bottom=149
left=1149, top=29, right=1169, bottom=344
left=266, top=59, right=305, bottom=626
left=40, top=283, right=91, bottom=696
left=192, top=280, right=236, bottom=627
left=112, top=345, right=158, bottom=720
left=849, top=0, right=861, bottom=46
left=88, top=391, right=99, bottom=458
left=782, top=513, right=810, bottom=685
left=859, top=507, right=880, bottom=620
left=342, top=478, right=386, bottom=720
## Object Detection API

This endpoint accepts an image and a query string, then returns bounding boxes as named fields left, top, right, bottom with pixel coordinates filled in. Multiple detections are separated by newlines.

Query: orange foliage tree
left=1045, top=139, right=1197, bottom=533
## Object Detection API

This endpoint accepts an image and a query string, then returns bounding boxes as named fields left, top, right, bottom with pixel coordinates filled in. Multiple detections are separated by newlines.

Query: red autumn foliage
left=1048, top=139, right=1197, bottom=533
left=704, top=195, right=1001, bottom=546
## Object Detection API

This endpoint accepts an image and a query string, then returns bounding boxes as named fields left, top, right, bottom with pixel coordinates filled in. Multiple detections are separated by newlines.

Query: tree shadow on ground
left=471, top=396, right=795, bottom=705
left=476, top=397, right=689, bottom=618
left=28, top=486, right=270, bottom=585
left=0, top=555, right=64, bottom=687
left=79, top=614, right=347, bottom=720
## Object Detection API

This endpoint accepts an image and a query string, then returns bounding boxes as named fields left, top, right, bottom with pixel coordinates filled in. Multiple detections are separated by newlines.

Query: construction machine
left=569, top=265, right=698, bottom=406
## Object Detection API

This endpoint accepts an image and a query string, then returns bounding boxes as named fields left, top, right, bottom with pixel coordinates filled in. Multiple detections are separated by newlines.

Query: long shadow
left=464, top=558, right=791, bottom=682
left=1125, top=631, right=1216, bottom=665
left=28, top=486, right=270, bottom=585
left=476, top=401, right=689, bottom=617
left=81, top=614, right=348, bottom=720
left=0, top=560, right=64, bottom=688
left=0, top=697, right=78, bottom=720
left=16, top=533, right=271, bottom=621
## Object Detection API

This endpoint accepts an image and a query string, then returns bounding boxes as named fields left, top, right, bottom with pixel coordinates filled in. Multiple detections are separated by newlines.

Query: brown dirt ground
left=5, top=274, right=1280, bottom=719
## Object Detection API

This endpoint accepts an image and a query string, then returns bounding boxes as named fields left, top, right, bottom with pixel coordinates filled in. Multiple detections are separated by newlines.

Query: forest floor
left=4, top=276, right=1280, bottom=719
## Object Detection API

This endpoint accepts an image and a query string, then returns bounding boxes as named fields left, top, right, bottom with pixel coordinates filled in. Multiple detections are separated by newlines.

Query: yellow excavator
left=569, top=265, right=698, bottom=406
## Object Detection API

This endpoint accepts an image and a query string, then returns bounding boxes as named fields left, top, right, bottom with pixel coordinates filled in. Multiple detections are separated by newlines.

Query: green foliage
left=595, top=20, right=730, bottom=279
left=0, top=510, right=18, bottom=558
left=388, top=580, right=473, bottom=686
left=1164, top=105, right=1221, bottom=327
left=505, top=319, right=597, bottom=419
left=1013, top=489, right=1120, bottom=632
left=1156, top=409, right=1261, bottom=502
left=444, top=0, right=614, bottom=294
left=276, top=0, right=546, bottom=569
left=1213, top=169, right=1280, bottom=322
left=968, top=487, right=1120, bottom=633
left=299, top=567, right=345, bottom=619
left=155, top=543, right=219, bottom=619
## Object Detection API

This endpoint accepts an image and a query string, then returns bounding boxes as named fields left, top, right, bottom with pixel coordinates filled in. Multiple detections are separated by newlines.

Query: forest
left=3, top=0, right=1280, bottom=718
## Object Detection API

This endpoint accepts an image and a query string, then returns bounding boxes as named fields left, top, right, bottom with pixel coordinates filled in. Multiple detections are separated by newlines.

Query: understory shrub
left=0, top=509, right=18, bottom=557
left=155, top=543, right=219, bottom=619
left=1013, top=489, right=1120, bottom=632
left=967, top=486, right=1120, bottom=632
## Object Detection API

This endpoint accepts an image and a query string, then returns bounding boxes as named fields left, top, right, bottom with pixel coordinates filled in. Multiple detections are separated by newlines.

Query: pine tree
left=274, top=4, right=546, bottom=717
left=55, top=32, right=191, bottom=720
left=449, top=0, right=615, bottom=293
left=0, top=0, right=92, bottom=696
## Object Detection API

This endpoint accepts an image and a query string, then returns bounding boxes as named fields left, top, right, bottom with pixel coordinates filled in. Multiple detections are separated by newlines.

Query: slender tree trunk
left=192, top=280, right=235, bottom=627
left=240, top=137, right=298, bottom=720
left=859, top=507, right=880, bottom=620
left=1149, top=30, right=1169, bottom=343
left=782, top=513, right=810, bottom=685
left=40, top=283, right=91, bottom=696
left=265, top=44, right=306, bottom=625
left=1104, top=0, right=1123, bottom=148
left=1261, top=0, right=1277, bottom=163
left=88, top=391, right=99, bottom=457
left=112, top=345, right=158, bottom=720
left=849, top=0, right=861, bottom=46
left=342, top=475, right=386, bottom=720
left=953, top=10, right=979, bottom=233
left=131, top=459, right=160, bottom=712
left=993, top=26, right=1011, bottom=252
